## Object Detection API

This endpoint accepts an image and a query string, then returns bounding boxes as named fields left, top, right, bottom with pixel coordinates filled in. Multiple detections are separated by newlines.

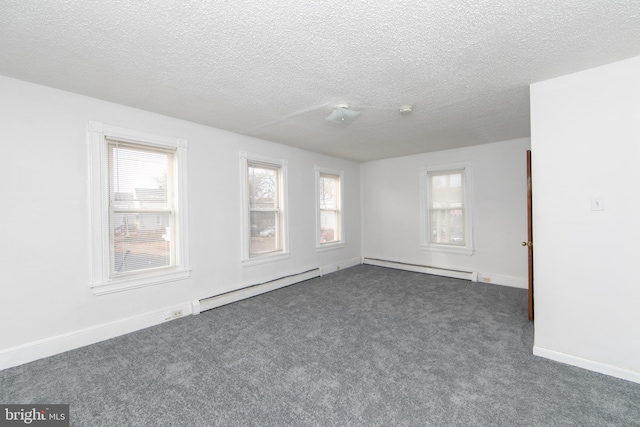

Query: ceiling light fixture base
left=326, top=105, right=361, bottom=124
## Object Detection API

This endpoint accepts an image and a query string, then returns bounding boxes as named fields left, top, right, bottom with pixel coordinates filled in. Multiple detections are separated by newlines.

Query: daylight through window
left=318, top=172, right=341, bottom=245
left=87, top=121, right=190, bottom=294
left=247, top=161, right=283, bottom=257
left=428, top=170, right=465, bottom=246
left=421, top=163, right=473, bottom=255
left=108, top=140, right=175, bottom=275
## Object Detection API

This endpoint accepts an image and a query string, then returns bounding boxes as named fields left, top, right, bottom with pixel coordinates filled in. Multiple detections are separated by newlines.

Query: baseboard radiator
left=362, top=257, right=477, bottom=282
left=196, top=268, right=321, bottom=314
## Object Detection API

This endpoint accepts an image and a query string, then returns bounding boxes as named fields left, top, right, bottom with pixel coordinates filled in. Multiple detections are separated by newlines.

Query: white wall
left=361, top=138, right=530, bottom=287
left=0, top=76, right=360, bottom=367
left=530, top=56, right=640, bottom=382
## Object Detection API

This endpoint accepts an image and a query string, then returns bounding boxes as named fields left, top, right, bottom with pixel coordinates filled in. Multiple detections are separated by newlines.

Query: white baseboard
left=199, top=259, right=364, bottom=313
left=1, top=258, right=364, bottom=370
left=198, top=268, right=322, bottom=313
left=0, top=302, right=193, bottom=371
left=362, top=257, right=527, bottom=289
left=477, top=272, right=527, bottom=289
left=0, top=258, right=366, bottom=371
left=533, top=346, right=640, bottom=384
left=362, top=257, right=474, bottom=281
left=319, top=257, right=362, bottom=276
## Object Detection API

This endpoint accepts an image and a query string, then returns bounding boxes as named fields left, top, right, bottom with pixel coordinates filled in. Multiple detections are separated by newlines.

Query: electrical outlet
left=164, top=309, right=184, bottom=321
left=591, top=196, right=604, bottom=211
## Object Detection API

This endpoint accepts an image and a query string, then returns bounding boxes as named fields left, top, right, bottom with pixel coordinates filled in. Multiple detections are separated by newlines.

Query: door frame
left=526, top=150, right=534, bottom=321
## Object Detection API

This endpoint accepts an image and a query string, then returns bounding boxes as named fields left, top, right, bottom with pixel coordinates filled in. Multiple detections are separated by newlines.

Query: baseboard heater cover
left=362, top=258, right=476, bottom=281
left=197, top=268, right=321, bottom=313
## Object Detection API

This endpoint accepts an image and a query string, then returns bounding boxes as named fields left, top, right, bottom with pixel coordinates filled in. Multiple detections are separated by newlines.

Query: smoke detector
left=399, top=104, right=413, bottom=115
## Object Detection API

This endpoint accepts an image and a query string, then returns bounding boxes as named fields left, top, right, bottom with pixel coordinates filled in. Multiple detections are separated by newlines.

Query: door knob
left=522, top=241, right=532, bottom=247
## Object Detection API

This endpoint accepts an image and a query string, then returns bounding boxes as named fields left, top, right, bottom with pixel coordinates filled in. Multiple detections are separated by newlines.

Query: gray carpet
left=1, top=265, right=639, bottom=426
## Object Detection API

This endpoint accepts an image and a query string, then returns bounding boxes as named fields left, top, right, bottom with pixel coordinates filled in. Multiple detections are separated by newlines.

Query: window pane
left=318, top=172, right=341, bottom=245
left=109, top=144, right=171, bottom=209
left=319, top=175, right=338, bottom=210
left=250, top=211, right=279, bottom=255
left=430, top=172, right=463, bottom=209
left=111, top=212, right=172, bottom=273
left=449, top=173, right=462, bottom=187
left=108, top=140, right=175, bottom=276
left=320, top=210, right=338, bottom=243
left=432, top=174, right=447, bottom=188
left=430, top=209, right=464, bottom=245
left=249, top=165, right=277, bottom=209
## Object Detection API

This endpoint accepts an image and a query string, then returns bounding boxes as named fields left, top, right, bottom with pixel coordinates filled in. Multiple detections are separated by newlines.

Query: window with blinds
left=421, top=163, right=473, bottom=255
left=428, top=170, right=465, bottom=246
left=240, top=152, right=289, bottom=265
left=87, top=121, right=190, bottom=294
left=107, top=140, right=176, bottom=275
left=247, top=161, right=282, bottom=256
left=318, top=172, right=341, bottom=245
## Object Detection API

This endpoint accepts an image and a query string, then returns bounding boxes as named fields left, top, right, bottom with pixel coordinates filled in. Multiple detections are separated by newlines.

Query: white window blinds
left=107, top=139, right=176, bottom=275
left=248, top=161, right=282, bottom=256
left=428, top=170, right=465, bottom=246
left=319, top=173, right=341, bottom=244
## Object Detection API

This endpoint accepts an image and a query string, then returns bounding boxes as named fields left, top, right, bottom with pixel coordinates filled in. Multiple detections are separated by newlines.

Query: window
left=88, top=121, right=190, bottom=294
left=240, top=152, right=289, bottom=264
left=421, top=163, right=473, bottom=255
left=108, top=141, right=175, bottom=274
left=316, top=167, right=344, bottom=249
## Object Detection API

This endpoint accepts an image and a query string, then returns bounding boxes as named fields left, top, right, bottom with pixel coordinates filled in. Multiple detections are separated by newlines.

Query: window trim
left=87, top=121, right=190, bottom=295
left=420, top=162, right=474, bottom=256
left=315, top=166, right=345, bottom=251
left=239, top=151, right=290, bottom=266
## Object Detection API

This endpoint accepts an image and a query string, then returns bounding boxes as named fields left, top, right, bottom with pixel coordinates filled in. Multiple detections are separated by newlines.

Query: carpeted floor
left=1, top=265, right=639, bottom=426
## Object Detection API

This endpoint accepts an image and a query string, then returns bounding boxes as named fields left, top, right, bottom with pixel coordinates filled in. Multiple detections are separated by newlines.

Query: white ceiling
left=1, top=1, right=639, bottom=162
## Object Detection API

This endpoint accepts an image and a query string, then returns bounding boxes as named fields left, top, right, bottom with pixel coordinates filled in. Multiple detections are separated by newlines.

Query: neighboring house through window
left=240, top=152, right=289, bottom=265
left=316, top=167, right=344, bottom=250
left=421, top=163, right=473, bottom=255
left=88, top=121, right=190, bottom=294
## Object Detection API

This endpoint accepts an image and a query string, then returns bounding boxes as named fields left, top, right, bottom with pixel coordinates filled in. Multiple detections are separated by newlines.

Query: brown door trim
left=526, top=150, right=534, bottom=321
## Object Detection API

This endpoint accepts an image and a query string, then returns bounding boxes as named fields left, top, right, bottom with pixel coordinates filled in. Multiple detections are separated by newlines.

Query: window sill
left=90, top=268, right=191, bottom=295
left=316, top=242, right=345, bottom=252
left=242, top=252, right=291, bottom=267
left=421, top=245, right=474, bottom=256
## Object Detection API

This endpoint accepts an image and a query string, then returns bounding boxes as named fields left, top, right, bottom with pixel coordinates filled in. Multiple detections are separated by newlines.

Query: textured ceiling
left=1, top=1, right=639, bottom=162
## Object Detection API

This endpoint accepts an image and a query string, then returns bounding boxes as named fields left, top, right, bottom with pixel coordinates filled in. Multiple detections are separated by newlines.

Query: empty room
left=1, top=1, right=639, bottom=425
